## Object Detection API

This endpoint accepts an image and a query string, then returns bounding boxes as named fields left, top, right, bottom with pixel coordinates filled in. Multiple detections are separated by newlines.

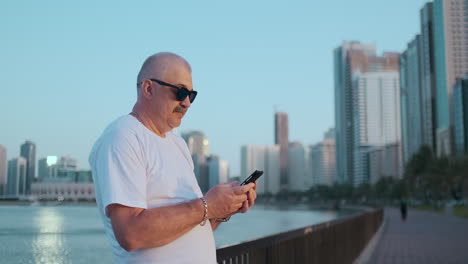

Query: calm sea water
left=0, top=204, right=352, bottom=264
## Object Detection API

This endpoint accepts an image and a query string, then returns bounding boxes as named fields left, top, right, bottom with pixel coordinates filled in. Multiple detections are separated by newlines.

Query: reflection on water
left=0, top=205, right=353, bottom=263
left=0, top=206, right=112, bottom=264
left=32, top=208, right=70, bottom=264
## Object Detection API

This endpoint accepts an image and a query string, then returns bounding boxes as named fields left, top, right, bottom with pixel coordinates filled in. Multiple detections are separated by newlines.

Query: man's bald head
left=132, top=52, right=194, bottom=134
left=136, top=52, right=192, bottom=89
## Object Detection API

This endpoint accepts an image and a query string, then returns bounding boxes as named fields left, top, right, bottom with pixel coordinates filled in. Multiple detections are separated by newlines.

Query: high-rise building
left=288, top=142, right=310, bottom=192
left=38, top=156, right=58, bottom=181
left=192, top=154, right=209, bottom=193
left=324, top=128, right=334, bottom=140
left=400, top=35, right=424, bottom=164
left=181, top=131, right=210, bottom=157
left=274, top=112, right=289, bottom=189
left=432, top=0, right=468, bottom=156
left=264, top=145, right=280, bottom=195
left=454, top=77, right=468, bottom=155
left=275, top=112, right=289, bottom=189
left=241, top=145, right=280, bottom=195
left=353, top=71, right=401, bottom=185
left=20, top=140, right=36, bottom=194
left=0, top=145, right=7, bottom=195
left=334, top=41, right=399, bottom=184
left=334, top=42, right=378, bottom=185
left=241, top=145, right=265, bottom=194
left=354, top=72, right=401, bottom=147
left=420, top=2, right=438, bottom=153
left=6, top=157, right=27, bottom=196
left=207, top=155, right=229, bottom=188
left=304, top=146, right=312, bottom=188
left=310, top=128, right=336, bottom=186
left=368, top=143, right=402, bottom=184
left=182, top=131, right=210, bottom=192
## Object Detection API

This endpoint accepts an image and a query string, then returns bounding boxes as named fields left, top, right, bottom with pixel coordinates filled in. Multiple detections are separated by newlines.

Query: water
left=0, top=204, right=352, bottom=263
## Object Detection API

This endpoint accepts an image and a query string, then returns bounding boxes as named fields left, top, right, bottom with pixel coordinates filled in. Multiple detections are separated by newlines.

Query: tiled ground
left=369, top=207, right=468, bottom=264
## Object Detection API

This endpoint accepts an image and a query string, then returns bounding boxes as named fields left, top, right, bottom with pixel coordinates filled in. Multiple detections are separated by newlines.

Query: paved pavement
left=369, top=207, right=468, bottom=264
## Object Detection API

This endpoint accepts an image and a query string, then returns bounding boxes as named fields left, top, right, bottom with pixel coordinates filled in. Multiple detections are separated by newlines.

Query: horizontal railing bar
left=216, top=208, right=382, bottom=263
left=217, top=210, right=362, bottom=258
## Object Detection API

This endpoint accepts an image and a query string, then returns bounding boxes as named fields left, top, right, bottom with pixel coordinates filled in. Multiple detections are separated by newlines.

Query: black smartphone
left=240, top=170, right=264, bottom=186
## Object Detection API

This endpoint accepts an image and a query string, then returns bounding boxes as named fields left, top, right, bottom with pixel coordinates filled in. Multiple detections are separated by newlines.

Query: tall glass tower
left=432, top=0, right=468, bottom=156
left=400, top=35, right=424, bottom=164
left=420, top=2, right=437, bottom=153
left=334, top=41, right=400, bottom=184
left=20, top=140, right=36, bottom=195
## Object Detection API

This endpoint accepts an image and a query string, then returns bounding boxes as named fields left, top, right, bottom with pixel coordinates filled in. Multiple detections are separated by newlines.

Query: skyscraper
left=432, top=0, right=468, bottom=156
left=207, top=155, right=229, bottom=188
left=241, top=145, right=280, bottom=195
left=7, top=157, right=27, bottom=196
left=310, top=128, right=336, bottom=186
left=274, top=112, right=288, bottom=189
left=181, top=131, right=210, bottom=157
left=192, top=154, right=209, bottom=193
left=38, top=156, right=58, bottom=181
left=454, top=77, right=468, bottom=156
left=353, top=71, right=401, bottom=185
left=355, top=72, right=401, bottom=147
left=334, top=41, right=399, bottom=184
left=0, top=145, right=6, bottom=195
left=20, top=140, right=36, bottom=194
left=420, top=2, right=438, bottom=153
left=288, top=142, right=309, bottom=192
left=400, top=35, right=424, bottom=164
left=181, top=131, right=210, bottom=192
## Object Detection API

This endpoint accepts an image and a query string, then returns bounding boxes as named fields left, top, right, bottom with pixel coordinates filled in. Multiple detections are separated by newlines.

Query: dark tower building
left=20, top=140, right=36, bottom=195
left=275, top=112, right=289, bottom=189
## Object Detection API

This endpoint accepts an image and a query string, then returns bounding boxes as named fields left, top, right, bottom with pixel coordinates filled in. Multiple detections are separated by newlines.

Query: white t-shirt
left=89, top=115, right=216, bottom=264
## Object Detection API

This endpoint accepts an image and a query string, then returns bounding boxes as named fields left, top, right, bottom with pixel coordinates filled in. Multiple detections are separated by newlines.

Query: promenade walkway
left=369, top=207, right=468, bottom=264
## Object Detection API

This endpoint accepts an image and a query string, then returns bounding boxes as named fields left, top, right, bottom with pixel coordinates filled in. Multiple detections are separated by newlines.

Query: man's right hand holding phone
left=204, top=169, right=262, bottom=225
left=204, top=182, right=256, bottom=220
left=235, top=181, right=257, bottom=213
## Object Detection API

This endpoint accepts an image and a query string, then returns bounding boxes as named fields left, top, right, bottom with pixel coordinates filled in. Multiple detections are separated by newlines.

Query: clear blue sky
left=1, top=0, right=428, bottom=176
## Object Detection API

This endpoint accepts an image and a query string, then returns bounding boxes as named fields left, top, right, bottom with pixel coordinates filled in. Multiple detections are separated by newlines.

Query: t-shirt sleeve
left=93, top=130, right=147, bottom=217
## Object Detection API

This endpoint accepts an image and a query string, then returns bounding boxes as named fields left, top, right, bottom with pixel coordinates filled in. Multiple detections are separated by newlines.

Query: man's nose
left=180, top=96, right=191, bottom=108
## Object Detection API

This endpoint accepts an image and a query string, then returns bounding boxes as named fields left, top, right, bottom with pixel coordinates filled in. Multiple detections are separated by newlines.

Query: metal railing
left=216, top=208, right=383, bottom=264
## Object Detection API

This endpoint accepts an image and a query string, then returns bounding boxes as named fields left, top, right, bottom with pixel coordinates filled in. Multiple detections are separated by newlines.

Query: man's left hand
left=232, top=182, right=257, bottom=214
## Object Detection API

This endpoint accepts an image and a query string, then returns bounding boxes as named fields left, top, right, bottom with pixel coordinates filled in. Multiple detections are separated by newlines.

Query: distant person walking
left=400, top=198, right=407, bottom=221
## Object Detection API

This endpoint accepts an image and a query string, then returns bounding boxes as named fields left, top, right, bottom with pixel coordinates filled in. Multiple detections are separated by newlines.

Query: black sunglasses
left=149, top=79, right=197, bottom=103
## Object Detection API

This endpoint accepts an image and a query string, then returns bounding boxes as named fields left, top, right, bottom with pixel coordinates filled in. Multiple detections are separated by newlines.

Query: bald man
left=89, top=52, right=257, bottom=263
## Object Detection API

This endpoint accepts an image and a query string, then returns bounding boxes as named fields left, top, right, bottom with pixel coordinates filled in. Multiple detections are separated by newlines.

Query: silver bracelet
left=199, top=197, right=208, bottom=226
left=216, top=216, right=230, bottom=222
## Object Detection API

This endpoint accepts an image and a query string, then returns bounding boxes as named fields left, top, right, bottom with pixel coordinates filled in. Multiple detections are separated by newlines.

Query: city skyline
left=335, top=0, right=468, bottom=187
left=1, top=0, right=429, bottom=176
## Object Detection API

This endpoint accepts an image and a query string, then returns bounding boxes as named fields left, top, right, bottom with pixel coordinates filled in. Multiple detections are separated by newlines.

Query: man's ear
left=141, top=80, right=153, bottom=98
